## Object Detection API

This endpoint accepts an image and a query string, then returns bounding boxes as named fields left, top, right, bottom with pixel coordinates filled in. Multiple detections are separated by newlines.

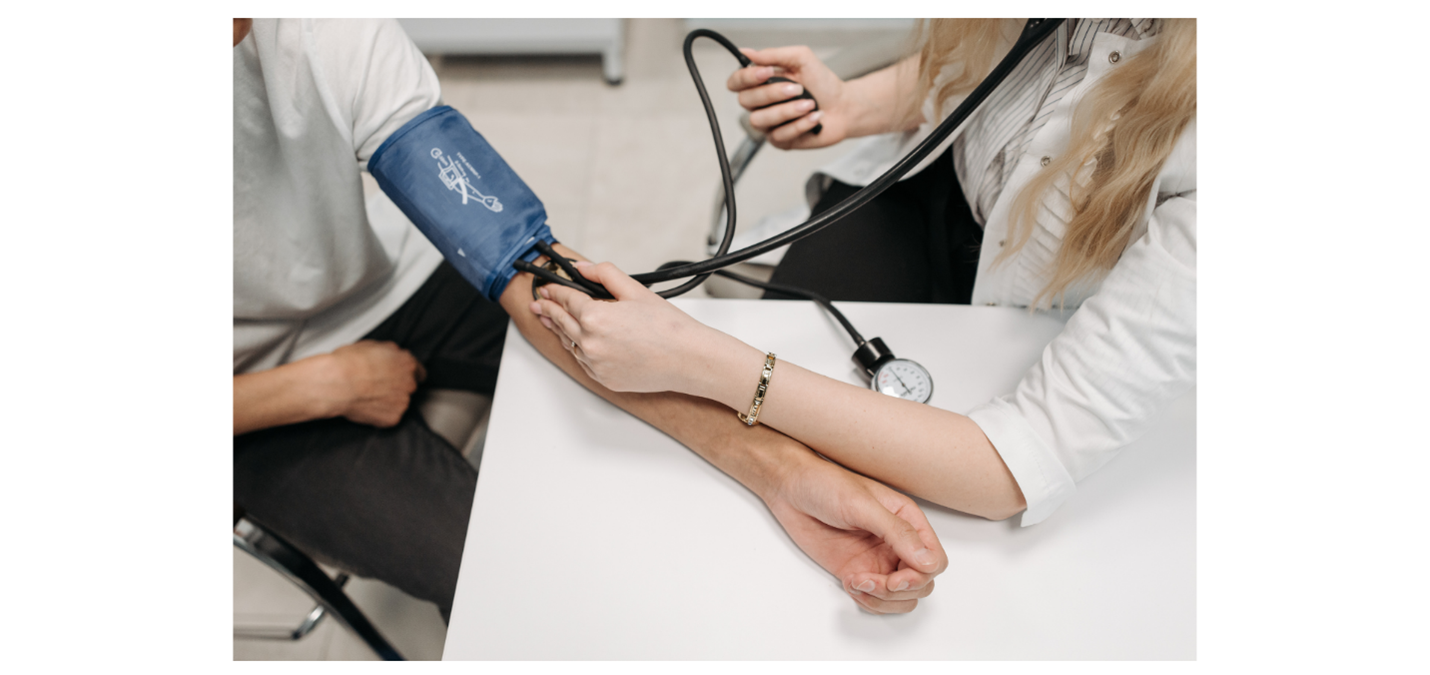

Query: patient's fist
left=326, top=340, right=426, bottom=427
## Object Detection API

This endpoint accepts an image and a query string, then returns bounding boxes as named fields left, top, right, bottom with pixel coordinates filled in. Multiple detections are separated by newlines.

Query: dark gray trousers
left=234, top=262, right=508, bottom=621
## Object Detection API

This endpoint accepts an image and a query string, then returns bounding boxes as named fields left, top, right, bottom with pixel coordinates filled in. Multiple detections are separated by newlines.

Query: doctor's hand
left=727, top=46, right=850, bottom=149
left=529, top=261, right=734, bottom=396
left=768, top=448, right=948, bottom=614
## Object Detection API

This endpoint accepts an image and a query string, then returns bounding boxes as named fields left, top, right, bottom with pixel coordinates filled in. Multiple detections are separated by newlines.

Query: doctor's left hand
left=529, top=261, right=733, bottom=396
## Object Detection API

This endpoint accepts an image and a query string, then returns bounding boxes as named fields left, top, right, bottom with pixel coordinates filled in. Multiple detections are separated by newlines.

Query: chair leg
left=234, top=572, right=349, bottom=640
left=234, top=518, right=405, bottom=661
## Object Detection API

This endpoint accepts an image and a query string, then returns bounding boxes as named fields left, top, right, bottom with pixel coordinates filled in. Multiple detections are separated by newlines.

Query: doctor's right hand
left=727, top=46, right=850, bottom=149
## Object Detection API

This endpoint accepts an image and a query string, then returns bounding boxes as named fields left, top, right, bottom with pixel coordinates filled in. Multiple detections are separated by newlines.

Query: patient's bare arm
left=233, top=340, right=425, bottom=435
left=496, top=244, right=948, bottom=613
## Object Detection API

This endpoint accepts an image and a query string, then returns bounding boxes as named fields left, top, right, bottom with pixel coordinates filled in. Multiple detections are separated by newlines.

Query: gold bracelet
left=737, top=352, right=776, bottom=426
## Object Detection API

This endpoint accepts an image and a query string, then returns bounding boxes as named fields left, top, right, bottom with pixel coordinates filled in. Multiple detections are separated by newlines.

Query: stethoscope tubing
left=522, top=20, right=1065, bottom=304
left=634, top=19, right=1065, bottom=291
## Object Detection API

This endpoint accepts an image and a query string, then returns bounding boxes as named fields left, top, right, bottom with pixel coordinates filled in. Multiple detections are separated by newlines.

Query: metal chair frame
left=233, top=514, right=405, bottom=661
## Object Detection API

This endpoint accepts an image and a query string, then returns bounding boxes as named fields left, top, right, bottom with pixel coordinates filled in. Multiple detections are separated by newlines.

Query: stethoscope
left=523, top=19, right=1066, bottom=404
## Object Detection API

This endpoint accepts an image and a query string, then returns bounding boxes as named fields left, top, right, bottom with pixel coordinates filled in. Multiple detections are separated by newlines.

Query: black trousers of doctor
left=764, top=147, right=983, bottom=305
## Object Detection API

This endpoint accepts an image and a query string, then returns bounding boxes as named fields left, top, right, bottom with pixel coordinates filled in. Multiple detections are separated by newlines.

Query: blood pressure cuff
left=369, top=105, right=555, bottom=302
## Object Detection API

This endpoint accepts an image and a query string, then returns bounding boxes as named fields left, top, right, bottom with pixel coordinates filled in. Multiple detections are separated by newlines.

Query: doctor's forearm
left=498, top=244, right=813, bottom=500
left=844, top=55, right=925, bottom=137
left=688, top=337, right=1026, bottom=520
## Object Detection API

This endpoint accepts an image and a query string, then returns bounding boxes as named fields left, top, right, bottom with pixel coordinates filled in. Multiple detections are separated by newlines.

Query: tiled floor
left=234, top=18, right=913, bottom=661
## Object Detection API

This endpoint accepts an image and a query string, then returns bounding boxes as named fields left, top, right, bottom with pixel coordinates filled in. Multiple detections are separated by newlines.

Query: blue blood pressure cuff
left=369, top=106, right=555, bottom=302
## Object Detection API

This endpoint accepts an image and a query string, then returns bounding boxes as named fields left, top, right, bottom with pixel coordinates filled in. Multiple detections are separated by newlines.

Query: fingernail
left=539, top=287, right=550, bottom=299
left=808, top=110, right=823, bottom=121
left=855, top=580, right=876, bottom=593
left=914, top=548, right=937, bottom=567
left=783, top=83, right=802, bottom=95
left=529, top=302, right=542, bottom=315
left=892, top=580, right=909, bottom=592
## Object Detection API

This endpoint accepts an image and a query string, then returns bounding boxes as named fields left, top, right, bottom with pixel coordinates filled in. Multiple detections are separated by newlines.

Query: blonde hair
left=916, top=19, right=1197, bottom=308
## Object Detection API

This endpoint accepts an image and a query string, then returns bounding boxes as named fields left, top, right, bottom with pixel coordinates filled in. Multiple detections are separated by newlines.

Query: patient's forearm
left=497, top=244, right=809, bottom=498
left=233, top=356, right=334, bottom=435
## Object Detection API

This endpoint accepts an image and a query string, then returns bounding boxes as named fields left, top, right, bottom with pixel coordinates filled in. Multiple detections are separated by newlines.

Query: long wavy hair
left=915, top=19, right=1197, bottom=308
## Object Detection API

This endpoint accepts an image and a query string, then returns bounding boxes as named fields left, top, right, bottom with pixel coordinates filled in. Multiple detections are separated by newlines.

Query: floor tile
left=339, top=575, right=448, bottom=660
left=233, top=620, right=338, bottom=661
left=233, top=547, right=322, bottom=618
left=437, top=56, right=609, bottom=116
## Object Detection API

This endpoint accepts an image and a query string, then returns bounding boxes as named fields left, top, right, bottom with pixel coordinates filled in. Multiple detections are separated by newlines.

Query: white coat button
left=1040, top=156, right=1051, bottom=167
left=1109, top=51, right=1121, bottom=64
left=985, top=302, right=998, bottom=307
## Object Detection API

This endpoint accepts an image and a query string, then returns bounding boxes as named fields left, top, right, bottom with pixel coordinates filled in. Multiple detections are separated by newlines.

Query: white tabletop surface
left=444, top=298, right=1195, bottom=660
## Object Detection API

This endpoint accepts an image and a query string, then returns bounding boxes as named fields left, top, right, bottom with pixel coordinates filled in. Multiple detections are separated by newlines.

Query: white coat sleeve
left=966, top=191, right=1197, bottom=526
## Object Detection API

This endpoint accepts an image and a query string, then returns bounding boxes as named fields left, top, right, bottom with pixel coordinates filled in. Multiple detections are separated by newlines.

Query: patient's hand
left=319, top=340, right=427, bottom=427
left=768, top=449, right=948, bottom=614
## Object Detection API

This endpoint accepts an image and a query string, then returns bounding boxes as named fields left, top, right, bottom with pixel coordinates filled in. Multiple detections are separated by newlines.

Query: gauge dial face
left=871, top=359, right=933, bottom=403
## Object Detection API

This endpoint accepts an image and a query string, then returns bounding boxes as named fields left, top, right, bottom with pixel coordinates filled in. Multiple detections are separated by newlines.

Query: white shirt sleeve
left=966, top=191, right=1197, bottom=526
left=307, top=19, right=442, bottom=168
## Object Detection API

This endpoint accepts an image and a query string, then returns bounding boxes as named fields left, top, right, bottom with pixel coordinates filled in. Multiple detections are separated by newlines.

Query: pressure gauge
left=852, top=337, right=933, bottom=404
left=870, top=358, right=933, bottom=403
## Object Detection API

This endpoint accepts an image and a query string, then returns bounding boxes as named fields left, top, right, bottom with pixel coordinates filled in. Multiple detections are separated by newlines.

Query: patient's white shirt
left=233, top=19, right=444, bottom=373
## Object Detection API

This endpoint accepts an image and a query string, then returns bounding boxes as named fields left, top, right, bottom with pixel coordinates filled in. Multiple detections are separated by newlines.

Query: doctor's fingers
left=533, top=300, right=586, bottom=345
left=539, top=283, right=594, bottom=319
left=726, top=58, right=775, bottom=93
left=736, top=45, right=821, bottom=76
left=539, top=316, right=596, bottom=373
left=570, top=260, right=655, bottom=301
left=766, top=111, right=824, bottom=148
left=748, top=98, right=817, bottom=134
left=736, top=78, right=806, bottom=110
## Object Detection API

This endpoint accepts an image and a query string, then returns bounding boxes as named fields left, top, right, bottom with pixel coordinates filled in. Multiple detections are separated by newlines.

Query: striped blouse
left=807, top=18, right=1197, bottom=527
left=953, top=19, right=1162, bottom=225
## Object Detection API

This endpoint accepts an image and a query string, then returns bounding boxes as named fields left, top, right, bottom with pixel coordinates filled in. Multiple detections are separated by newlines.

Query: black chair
left=233, top=504, right=404, bottom=661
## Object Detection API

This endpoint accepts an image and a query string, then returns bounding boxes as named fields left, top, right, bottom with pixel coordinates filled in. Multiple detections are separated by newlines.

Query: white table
left=444, top=299, right=1195, bottom=660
